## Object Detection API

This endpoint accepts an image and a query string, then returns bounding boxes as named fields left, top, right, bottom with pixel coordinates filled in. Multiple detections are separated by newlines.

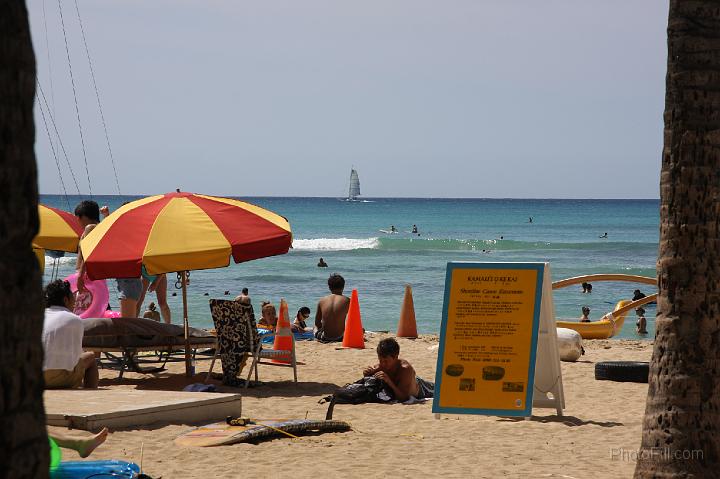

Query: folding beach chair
left=206, top=299, right=297, bottom=388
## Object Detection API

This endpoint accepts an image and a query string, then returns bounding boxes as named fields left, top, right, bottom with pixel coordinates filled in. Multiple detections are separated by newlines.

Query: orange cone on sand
left=271, top=299, right=293, bottom=363
left=397, top=284, right=418, bottom=338
left=342, top=289, right=365, bottom=349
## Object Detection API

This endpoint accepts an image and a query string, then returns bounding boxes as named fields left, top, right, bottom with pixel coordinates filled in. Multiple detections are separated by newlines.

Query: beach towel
left=401, top=377, right=435, bottom=403
left=415, top=377, right=434, bottom=399
left=258, top=328, right=315, bottom=343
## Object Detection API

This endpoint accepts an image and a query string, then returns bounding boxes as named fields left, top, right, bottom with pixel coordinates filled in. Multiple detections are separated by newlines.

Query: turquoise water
left=41, top=195, right=659, bottom=339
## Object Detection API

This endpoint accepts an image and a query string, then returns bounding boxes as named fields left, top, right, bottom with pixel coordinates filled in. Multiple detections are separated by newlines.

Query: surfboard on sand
left=175, top=419, right=351, bottom=447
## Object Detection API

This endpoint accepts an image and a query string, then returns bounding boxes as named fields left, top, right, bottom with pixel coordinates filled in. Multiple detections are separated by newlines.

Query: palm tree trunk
left=0, top=0, right=49, bottom=477
left=635, top=1, right=720, bottom=477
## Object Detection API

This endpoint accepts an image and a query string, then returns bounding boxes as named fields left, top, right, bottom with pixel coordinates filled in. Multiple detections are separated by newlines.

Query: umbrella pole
left=182, top=270, right=192, bottom=377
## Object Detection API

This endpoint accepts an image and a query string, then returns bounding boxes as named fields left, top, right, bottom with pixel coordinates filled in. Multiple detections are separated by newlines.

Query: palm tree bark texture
left=0, top=0, right=49, bottom=477
left=635, top=1, right=720, bottom=478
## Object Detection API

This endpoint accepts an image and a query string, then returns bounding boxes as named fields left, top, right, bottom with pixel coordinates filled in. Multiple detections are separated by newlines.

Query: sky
left=29, top=0, right=669, bottom=198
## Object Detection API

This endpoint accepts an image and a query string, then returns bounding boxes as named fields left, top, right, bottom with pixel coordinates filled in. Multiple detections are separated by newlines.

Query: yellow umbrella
left=34, top=204, right=84, bottom=252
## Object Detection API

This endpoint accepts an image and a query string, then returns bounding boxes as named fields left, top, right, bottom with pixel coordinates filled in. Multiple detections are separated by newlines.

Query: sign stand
left=530, top=266, right=564, bottom=416
left=433, top=262, right=564, bottom=419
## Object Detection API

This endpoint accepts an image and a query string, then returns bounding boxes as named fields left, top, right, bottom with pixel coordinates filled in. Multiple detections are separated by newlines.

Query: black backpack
left=320, top=376, right=394, bottom=419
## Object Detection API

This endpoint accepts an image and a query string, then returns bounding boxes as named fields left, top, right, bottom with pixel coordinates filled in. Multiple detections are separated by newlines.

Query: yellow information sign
left=432, top=262, right=545, bottom=416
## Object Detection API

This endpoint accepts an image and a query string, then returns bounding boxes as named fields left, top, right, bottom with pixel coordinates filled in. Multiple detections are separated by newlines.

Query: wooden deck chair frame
left=245, top=326, right=297, bottom=388
left=205, top=299, right=297, bottom=388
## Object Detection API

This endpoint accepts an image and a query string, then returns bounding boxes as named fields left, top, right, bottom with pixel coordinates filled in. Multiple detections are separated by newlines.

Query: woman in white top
left=42, top=280, right=98, bottom=389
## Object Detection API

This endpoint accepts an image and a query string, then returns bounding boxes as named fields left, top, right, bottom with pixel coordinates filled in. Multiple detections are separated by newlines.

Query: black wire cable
left=38, top=81, right=82, bottom=197
left=73, top=0, right=122, bottom=196
left=57, top=0, right=93, bottom=196
left=36, top=84, right=71, bottom=210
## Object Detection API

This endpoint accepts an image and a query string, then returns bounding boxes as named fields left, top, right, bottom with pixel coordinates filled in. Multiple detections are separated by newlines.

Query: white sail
left=348, top=169, right=361, bottom=200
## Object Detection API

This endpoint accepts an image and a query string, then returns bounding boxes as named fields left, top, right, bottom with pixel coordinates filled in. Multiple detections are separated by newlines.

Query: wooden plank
left=45, top=390, right=242, bottom=431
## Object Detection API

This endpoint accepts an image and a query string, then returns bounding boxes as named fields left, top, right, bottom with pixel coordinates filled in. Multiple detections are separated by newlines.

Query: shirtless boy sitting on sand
left=314, top=274, right=350, bottom=342
left=363, top=338, right=420, bottom=402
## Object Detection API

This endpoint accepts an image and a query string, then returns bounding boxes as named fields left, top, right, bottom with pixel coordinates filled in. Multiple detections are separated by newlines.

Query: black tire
left=595, top=361, right=649, bottom=383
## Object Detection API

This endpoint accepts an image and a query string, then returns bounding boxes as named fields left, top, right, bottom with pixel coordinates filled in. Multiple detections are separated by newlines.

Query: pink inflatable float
left=65, top=272, right=110, bottom=319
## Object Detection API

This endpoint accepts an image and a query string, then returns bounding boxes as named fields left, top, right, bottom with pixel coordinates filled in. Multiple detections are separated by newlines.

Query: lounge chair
left=206, top=299, right=297, bottom=388
left=82, top=317, right=216, bottom=378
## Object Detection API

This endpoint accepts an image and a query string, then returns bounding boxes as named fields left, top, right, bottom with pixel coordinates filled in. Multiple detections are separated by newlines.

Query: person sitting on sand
left=315, top=273, right=350, bottom=342
left=318, top=257, right=328, bottom=267
left=235, top=287, right=251, bottom=305
left=362, top=338, right=434, bottom=402
left=580, top=306, right=591, bottom=322
left=48, top=426, right=109, bottom=458
left=292, top=306, right=311, bottom=332
left=258, top=301, right=278, bottom=329
left=42, top=280, right=99, bottom=389
left=636, top=307, right=648, bottom=334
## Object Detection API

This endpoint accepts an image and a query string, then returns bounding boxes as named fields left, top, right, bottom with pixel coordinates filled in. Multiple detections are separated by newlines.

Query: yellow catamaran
left=554, top=274, right=657, bottom=339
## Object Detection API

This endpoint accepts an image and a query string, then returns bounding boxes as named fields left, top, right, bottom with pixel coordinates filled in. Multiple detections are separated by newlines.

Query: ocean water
left=41, top=195, right=659, bottom=339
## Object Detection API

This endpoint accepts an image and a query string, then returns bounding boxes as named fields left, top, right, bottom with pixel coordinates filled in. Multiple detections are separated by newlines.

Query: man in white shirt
left=42, top=280, right=98, bottom=389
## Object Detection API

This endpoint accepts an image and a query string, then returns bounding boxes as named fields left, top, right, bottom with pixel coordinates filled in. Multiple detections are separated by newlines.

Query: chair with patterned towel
left=207, top=299, right=297, bottom=388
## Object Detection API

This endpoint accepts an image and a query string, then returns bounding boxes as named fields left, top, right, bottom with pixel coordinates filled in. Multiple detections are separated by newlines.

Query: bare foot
left=78, top=427, right=109, bottom=458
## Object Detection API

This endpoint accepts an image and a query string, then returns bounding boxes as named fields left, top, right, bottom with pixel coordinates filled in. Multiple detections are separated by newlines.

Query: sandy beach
left=57, top=334, right=654, bottom=479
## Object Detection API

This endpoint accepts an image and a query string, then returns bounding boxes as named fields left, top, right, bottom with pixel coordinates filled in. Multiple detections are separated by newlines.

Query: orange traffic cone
left=271, top=299, right=293, bottom=363
left=397, top=284, right=418, bottom=338
left=342, top=289, right=365, bottom=349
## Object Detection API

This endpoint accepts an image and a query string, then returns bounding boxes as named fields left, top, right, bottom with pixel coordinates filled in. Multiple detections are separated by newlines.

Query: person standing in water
left=636, top=307, right=648, bottom=334
left=235, top=287, right=251, bottom=305
left=411, top=224, right=418, bottom=234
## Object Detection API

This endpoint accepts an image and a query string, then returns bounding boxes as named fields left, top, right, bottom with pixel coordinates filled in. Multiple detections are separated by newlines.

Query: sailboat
left=346, top=168, right=361, bottom=201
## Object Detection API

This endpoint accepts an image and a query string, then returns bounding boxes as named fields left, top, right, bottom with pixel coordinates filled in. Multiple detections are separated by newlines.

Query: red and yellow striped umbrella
left=80, top=191, right=292, bottom=377
left=80, top=191, right=292, bottom=280
left=35, top=204, right=84, bottom=252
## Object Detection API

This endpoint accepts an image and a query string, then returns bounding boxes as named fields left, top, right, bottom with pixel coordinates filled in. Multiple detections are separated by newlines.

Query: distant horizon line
left=38, top=193, right=661, bottom=201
